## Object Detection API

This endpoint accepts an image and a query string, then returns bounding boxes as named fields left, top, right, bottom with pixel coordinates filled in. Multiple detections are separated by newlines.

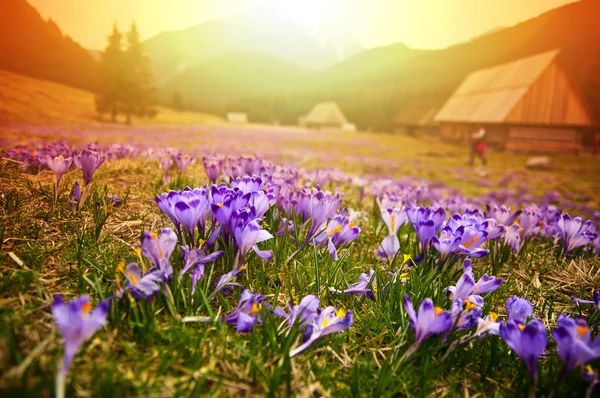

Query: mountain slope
left=166, top=53, right=311, bottom=98
left=0, top=69, right=222, bottom=125
left=303, top=0, right=600, bottom=129
left=0, top=0, right=98, bottom=91
left=144, top=7, right=364, bottom=83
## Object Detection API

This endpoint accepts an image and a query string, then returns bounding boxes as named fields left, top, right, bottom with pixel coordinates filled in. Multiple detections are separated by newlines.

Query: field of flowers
left=0, top=124, right=599, bottom=397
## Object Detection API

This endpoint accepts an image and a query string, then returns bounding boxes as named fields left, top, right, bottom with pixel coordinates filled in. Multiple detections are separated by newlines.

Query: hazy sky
left=29, top=0, right=578, bottom=50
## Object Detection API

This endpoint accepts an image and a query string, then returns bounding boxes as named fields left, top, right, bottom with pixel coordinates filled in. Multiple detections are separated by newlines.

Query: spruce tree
left=95, top=23, right=125, bottom=122
left=124, top=22, right=156, bottom=124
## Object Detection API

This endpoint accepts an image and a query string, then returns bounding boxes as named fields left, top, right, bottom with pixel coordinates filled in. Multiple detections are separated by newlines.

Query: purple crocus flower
left=155, top=191, right=182, bottom=235
left=106, top=194, right=122, bottom=206
left=314, top=215, right=360, bottom=260
left=230, top=175, right=263, bottom=195
left=451, top=299, right=482, bottom=330
left=378, top=234, right=401, bottom=259
left=499, top=319, right=547, bottom=382
left=380, top=206, right=407, bottom=236
left=73, top=150, right=105, bottom=186
left=174, top=153, right=193, bottom=174
left=140, top=228, right=177, bottom=281
left=202, top=157, right=223, bottom=183
left=552, top=314, right=600, bottom=375
left=212, top=267, right=244, bottom=297
left=446, top=259, right=503, bottom=305
left=293, top=189, right=342, bottom=245
left=403, top=295, right=452, bottom=344
left=287, top=294, right=320, bottom=327
left=432, top=226, right=463, bottom=260
left=289, top=306, right=353, bottom=357
left=473, top=312, right=501, bottom=338
left=504, top=224, right=523, bottom=254
left=69, top=182, right=81, bottom=204
left=179, top=246, right=225, bottom=293
left=52, top=295, right=110, bottom=378
left=117, top=263, right=164, bottom=301
left=406, top=207, right=446, bottom=253
left=506, top=296, right=534, bottom=322
left=220, top=290, right=286, bottom=333
left=557, top=214, right=597, bottom=255
left=231, top=209, right=274, bottom=265
left=249, top=190, right=276, bottom=218
left=332, top=269, right=377, bottom=300
left=572, top=292, right=600, bottom=310
left=175, top=198, right=205, bottom=243
left=42, top=154, right=72, bottom=186
left=487, top=204, right=522, bottom=226
left=480, top=218, right=505, bottom=240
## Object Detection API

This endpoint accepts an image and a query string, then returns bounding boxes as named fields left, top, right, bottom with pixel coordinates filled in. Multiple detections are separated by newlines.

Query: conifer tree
left=95, top=23, right=125, bottom=122
left=123, top=22, right=156, bottom=124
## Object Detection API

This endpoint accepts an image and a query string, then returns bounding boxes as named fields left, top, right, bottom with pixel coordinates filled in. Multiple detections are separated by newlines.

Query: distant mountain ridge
left=143, top=6, right=364, bottom=84
left=158, top=0, right=600, bottom=129
left=0, top=0, right=97, bottom=91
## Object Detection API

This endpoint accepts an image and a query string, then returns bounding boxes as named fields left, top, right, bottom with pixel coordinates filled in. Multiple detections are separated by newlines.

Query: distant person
left=594, top=133, right=600, bottom=156
left=469, top=127, right=487, bottom=166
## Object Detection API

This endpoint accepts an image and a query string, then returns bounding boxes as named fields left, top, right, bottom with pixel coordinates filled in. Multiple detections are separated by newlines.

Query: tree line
left=95, top=22, right=156, bottom=124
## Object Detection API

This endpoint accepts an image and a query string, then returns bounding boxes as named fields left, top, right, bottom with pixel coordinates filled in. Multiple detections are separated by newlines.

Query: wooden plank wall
left=505, top=127, right=582, bottom=153
left=507, top=62, right=591, bottom=126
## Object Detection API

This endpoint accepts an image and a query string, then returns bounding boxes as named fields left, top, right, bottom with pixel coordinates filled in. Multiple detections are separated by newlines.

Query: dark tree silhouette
left=95, top=23, right=125, bottom=122
left=123, top=22, right=156, bottom=124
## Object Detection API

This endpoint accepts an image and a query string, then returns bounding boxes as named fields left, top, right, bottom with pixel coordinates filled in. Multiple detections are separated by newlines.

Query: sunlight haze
left=29, top=0, right=578, bottom=50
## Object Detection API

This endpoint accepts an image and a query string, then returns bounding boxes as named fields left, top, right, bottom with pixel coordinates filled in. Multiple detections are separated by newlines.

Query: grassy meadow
left=0, top=72, right=599, bottom=398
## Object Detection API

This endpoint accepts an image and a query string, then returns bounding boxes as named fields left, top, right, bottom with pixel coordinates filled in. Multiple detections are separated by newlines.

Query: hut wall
left=505, top=126, right=582, bottom=153
left=440, top=123, right=508, bottom=148
left=507, top=62, right=591, bottom=126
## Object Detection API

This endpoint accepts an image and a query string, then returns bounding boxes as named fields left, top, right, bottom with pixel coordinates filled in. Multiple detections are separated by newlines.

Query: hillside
left=144, top=6, right=363, bottom=84
left=0, top=70, right=222, bottom=125
left=305, top=0, right=600, bottom=129
left=0, top=0, right=98, bottom=91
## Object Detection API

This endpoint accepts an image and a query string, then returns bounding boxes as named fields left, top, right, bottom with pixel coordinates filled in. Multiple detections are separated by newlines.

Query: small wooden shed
left=393, top=98, right=442, bottom=137
left=434, top=50, right=593, bottom=153
left=301, top=102, right=349, bottom=129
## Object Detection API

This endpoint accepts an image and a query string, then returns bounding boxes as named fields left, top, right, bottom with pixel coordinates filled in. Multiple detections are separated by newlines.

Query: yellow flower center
left=198, top=239, right=205, bottom=248
left=518, top=324, right=526, bottom=332
left=217, top=202, right=223, bottom=208
left=58, top=155, right=64, bottom=161
left=116, top=261, right=125, bottom=274
left=390, top=214, right=396, bottom=232
left=249, top=303, right=260, bottom=314
left=128, top=272, right=139, bottom=285
left=489, top=312, right=499, bottom=322
left=327, top=225, right=343, bottom=237
left=210, top=160, right=215, bottom=165
left=577, top=325, right=590, bottom=338
left=81, top=302, right=92, bottom=315
left=465, top=301, right=477, bottom=311
left=463, top=236, right=479, bottom=248
left=151, top=232, right=158, bottom=240
left=337, top=309, right=347, bottom=318
left=434, top=306, right=444, bottom=316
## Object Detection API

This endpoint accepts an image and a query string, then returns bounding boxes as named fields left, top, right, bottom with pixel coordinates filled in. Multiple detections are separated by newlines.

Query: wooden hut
left=434, top=50, right=593, bottom=153
left=301, top=102, right=349, bottom=129
left=393, top=98, right=442, bottom=137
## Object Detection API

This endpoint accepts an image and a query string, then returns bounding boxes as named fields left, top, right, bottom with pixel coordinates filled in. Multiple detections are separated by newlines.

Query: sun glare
left=271, top=0, right=338, bottom=27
